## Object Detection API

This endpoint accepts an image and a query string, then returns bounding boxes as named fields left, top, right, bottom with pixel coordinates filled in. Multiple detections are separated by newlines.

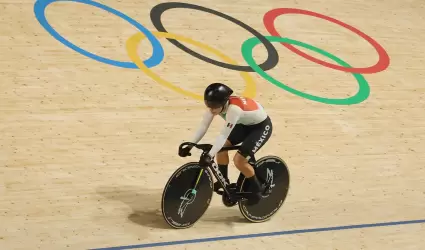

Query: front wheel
left=238, top=155, right=290, bottom=223
left=161, top=162, right=214, bottom=229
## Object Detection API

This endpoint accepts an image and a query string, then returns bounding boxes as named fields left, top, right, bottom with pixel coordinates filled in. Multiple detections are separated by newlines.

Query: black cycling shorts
left=227, top=116, right=273, bottom=159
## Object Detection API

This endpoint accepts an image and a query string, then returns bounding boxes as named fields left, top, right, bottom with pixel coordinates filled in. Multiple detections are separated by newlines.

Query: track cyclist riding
left=178, top=83, right=273, bottom=205
left=163, top=83, right=288, bottom=228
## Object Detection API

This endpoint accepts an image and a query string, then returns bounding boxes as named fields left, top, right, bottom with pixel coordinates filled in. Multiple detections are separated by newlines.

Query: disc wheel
left=161, top=162, right=214, bottom=229
left=238, top=156, right=290, bottom=222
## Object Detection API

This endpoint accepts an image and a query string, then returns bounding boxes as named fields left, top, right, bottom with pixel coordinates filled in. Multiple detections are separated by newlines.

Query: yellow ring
left=126, top=31, right=256, bottom=100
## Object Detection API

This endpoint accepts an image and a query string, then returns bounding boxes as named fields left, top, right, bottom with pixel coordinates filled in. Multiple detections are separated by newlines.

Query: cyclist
left=178, top=83, right=273, bottom=205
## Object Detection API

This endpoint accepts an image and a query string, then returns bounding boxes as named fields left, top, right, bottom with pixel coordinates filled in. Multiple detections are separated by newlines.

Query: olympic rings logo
left=34, top=0, right=390, bottom=105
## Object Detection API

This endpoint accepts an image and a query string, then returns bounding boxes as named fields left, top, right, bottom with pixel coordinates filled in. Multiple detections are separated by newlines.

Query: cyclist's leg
left=214, top=124, right=247, bottom=190
left=233, top=117, right=273, bottom=204
left=216, top=140, right=231, bottom=170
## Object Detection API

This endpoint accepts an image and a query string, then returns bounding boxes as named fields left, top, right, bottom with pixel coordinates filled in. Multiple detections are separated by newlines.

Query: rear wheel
left=238, top=156, right=290, bottom=222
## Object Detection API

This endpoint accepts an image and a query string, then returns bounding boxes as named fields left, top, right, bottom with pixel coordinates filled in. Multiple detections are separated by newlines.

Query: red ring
left=263, top=8, right=390, bottom=74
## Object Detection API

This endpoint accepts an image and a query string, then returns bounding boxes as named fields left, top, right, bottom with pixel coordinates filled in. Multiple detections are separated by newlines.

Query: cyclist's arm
left=190, top=109, right=214, bottom=144
left=208, top=105, right=242, bottom=157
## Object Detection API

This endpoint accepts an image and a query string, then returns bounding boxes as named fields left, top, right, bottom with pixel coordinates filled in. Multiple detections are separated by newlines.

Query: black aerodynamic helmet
left=204, top=83, right=234, bottom=109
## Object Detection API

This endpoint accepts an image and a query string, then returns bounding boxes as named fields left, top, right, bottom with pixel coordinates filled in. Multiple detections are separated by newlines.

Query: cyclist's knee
left=233, top=151, right=248, bottom=166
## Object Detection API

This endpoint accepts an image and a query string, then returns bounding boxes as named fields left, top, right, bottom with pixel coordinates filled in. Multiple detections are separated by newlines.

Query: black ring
left=150, top=2, right=279, bottom=72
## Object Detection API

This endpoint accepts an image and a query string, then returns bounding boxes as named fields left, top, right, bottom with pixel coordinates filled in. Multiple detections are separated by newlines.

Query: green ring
left=241, top=36, right=370, bottom=105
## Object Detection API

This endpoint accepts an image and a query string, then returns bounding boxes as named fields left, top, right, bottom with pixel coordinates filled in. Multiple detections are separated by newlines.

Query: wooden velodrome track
left=1, top=0, right=424, bottom=249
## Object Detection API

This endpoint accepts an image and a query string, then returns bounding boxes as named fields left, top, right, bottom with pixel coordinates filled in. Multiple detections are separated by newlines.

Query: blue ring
left=34, top=0, right=164, bottom=69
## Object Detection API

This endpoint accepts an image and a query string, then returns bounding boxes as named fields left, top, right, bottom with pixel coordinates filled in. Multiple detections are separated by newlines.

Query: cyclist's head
left=204, top=83, right=233, bottom=113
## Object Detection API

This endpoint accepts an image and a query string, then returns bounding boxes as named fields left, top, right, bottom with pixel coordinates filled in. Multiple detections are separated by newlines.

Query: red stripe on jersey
left=229, top=96, right=259, bottom=111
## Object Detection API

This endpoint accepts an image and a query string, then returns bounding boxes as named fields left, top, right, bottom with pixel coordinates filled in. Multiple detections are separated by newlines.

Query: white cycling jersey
left=190, top=96, right=268, bottom=157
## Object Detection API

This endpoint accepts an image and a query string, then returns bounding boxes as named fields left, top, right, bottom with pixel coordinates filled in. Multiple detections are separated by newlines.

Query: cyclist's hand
left=178, top=144, right=192, bottom=157
left=199, top=152, right=213, bottom=167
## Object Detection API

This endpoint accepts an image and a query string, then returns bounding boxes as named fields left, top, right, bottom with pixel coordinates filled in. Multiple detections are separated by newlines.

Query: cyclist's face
left=209, top=106, right=222, bottom=115
left=205, top=101, right=222, bottom=115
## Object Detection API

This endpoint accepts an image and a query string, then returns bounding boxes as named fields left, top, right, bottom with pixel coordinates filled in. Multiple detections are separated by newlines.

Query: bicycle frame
left=209, top=161, right=230, bottom=190
left=179, top=142, right=250, bottom=198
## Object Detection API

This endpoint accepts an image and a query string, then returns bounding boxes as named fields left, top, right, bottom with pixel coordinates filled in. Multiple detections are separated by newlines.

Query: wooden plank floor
left=0, top=0, right=424, bottom=249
